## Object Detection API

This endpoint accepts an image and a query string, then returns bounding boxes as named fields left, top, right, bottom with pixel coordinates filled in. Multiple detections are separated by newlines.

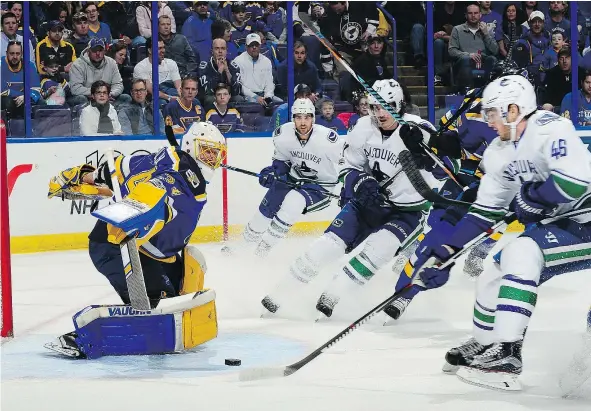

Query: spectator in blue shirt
left=1, top=41, right=42, bottom=119
left=315, top=98, right=346, bottom=131
left=277, top=40, right=320, bottom=101
left=83, top=2, right=112, bottom=44
left=560, top=71, right=591, bottom=126
left=546, top=0, right=570, bottom=40
left=480, top=1, right=504, bottom=47
left=182, top=1, right=215, bottom=66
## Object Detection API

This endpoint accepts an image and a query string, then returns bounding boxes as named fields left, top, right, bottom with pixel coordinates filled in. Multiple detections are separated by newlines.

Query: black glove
left=428, top=129, right=462, bottom=158
left=399, top=124, right=424, bottom=155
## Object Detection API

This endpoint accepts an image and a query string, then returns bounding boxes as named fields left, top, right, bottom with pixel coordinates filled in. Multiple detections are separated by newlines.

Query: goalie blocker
left=45, top=246, right=218, bottom=359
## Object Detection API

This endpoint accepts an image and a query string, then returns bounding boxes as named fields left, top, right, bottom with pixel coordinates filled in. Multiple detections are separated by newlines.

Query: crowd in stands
left=2, top=1, right=591, bottom=138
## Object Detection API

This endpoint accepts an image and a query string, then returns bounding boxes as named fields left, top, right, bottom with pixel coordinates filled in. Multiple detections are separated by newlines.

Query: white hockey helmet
left=180, top=121, right=227, bottom=170
left=367, top=79, right=404, bottom=114
left=291, top=97, right=316, bottom=121
left=481, top=74, right=537, bottom=139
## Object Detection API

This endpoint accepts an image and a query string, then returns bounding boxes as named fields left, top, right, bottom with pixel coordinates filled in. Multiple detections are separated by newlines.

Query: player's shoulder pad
left=315, top=124, right=339, bottom=143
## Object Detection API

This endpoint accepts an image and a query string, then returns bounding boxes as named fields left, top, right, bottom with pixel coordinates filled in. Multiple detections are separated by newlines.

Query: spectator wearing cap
left=0, top=41, right=43, bottom=120
left=134, top=36, right=182, bottom=107
left=271, top=84, right=313, bottom=129
left=513, top=11, right=550, bottom=86
left=277, top=40, right=320, bottom=101
left=35, top=20, right=76, bottom=75
left=83, top=2, right=112, bottom=44
left=39, top=55, right=71, bottom=106
left=79, top=80, right=123, bottom=136
left=205, top=83, right=244, bottom=133
left=159, top=14, right=198, bottom=78
left=560, top=71, right=591, bottom=126
left=449, top=3, right=499, bottom=90
left=137, top=1, right=176, bottom=41
left=68, top=37, right=127, bottom=107
left=182, top=1, right=215, bottom=66
left=211, top=19, right=239, bottom=61
left=234, top=33, right=282, bottom=106
left=521, top=1, right=541, bottom=30
left=118, top=78, right=165, bottom=135
left=543, top=46, right=586, bottom=111
left=198, top=37, right=242, bottom=106
left=315, top=98, right=346, bottom=131
left=1, top=12, right=34, bottom=62
left=349, top=35, right=391, bottom=100
left=229, top=2, right=254, bottom=47
left=66, top=12, right=91, bottom=58
left=546, top=1, right=570, bottom=40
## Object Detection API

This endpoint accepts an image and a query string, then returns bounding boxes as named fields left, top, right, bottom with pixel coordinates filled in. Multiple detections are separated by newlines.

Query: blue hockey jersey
left=205, top=105, right=244, bottom=133
left=163, top=99, right=204, bottom=134
left=89, top=147, right=208, bottom=262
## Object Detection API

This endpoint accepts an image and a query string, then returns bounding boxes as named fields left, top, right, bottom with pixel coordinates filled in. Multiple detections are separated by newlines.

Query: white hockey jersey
left=343, top=113, right=437, bottom=210
left=470, top=111, right=591, bottom=224
left=272, top=122, right=344, bottom=185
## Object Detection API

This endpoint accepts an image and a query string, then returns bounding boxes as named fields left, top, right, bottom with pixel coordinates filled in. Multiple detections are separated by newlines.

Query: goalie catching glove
left=48, top=164, right=113, bottom=201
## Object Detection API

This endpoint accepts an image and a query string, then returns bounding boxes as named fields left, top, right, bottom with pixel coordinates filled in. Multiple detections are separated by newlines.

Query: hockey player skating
left=242, top=98, right=344, bottom=257
left=261, top=79, right=441, bottom=317
left=412, top=75, right=591, bottom=390
left=46, top=122, right=226, bottom=358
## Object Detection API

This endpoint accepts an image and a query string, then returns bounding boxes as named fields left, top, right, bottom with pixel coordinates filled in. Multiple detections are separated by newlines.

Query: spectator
left=83, top=2, right=112, bottom=44
left=546, top=1, right=570, bottom=40
left=0, top=41, right=42, bottom=119
left=68, top=37, right=128, bottom=107
left=211, top=18, right=239, bottom=61
left=182, top=1, right=215, bottom=66
left=271, top=83, right=314, bottom=129
left=1, top=12, right=34, bottom=61
left=480, top=1, right=504, bottom=50
left=198, top=38, right=242, bottom=106
left=39, top=56, right=70, bottom=106
left=499, top=3, right=526, bottom=58
left=543, top=46, right=586, bottom=110
left=234, top=33, right=282, bottom=106
left=255, top=30, right=281, bottom=70
left=118, top=78, right=165, bottom=135
left=80, top=80, right=123, bottom=136
left=315, top=98, right=346, bottom=131
left=349, top=35, right=392, bottom=100
left=65, top=12, right=91, bottom=58
left=346, top=91, right=370, bottom=128
left=277, top=40, right=320, bottom=101
left=159, top=14, right=198, bottom=78
left=35, top=20, right=76, bottom=75
left=39, top=4, right=72, bottom=40
left=229, top=2, right=253, bottom=48
left=433, top=1, right=467, bottom=85
left=163, top=76, right=204, bottom=134
left=98, top=1, right=134, bottom=46
left=137, top=1, right=176, bottom=41
left=449, top=3, right=499, bottom=90
left=6, top=1, right=34, bottom=43
left=384, top=2, right=427, bottom=67
left=513, top=11, right=550, bottom=85
left=560, top=71, right=591, bottom=126
left=317, top=2, right=380, bottom=73
left=168, top=2, right=194, bottom=30
left=543, top=29, right=567, bottom=71
left=205, top=83, right=244, bottom=133
left=108, top=42, right=133, bottom=95
left=133, top=36, right=182, bottom=106
left=263, top=2, right=287, bottom=43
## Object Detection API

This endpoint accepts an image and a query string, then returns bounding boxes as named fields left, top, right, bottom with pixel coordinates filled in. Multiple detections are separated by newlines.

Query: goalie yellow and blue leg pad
left=70, top=290, right=218, bottom=359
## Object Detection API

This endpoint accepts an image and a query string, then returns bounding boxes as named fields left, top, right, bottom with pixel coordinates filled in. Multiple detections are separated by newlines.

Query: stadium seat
left=7, top=118, right=25, bottom=137
left=130, top=45, right=147, bottom=65
left=33, top=106, right=72, bottom=137
left=321, top=79, right=340, bottom=101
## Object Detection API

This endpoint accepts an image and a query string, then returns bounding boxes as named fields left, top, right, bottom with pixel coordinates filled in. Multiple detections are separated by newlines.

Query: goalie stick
left=239, top=213, right=515, bottom=382
left=104, top=149, right=151, bottom=310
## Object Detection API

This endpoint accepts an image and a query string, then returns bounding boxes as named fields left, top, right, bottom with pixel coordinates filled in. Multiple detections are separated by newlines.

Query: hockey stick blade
left=165, top=124, right=179, bottom=147
left=398, top=150, right=471, bottom=207
left=239, top=366, right=296, bottom=382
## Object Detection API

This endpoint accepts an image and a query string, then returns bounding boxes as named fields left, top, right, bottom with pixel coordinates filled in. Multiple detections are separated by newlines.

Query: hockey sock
left=243, top=212, right=272, bottom=243
left=494, top=274, right=538, bottom=342
left=256, top=216, right=292, bottom=257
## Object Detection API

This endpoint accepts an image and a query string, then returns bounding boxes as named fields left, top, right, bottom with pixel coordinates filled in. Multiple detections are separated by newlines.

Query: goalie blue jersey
left=89, top=147, right=208, bottom=262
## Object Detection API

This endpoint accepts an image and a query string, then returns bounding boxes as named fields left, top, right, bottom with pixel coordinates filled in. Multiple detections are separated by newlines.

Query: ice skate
left=383, top=296, right=412, bottom=324
left=442, top=337, right=488, bottom=374
left=315, top=292, right=339, bottom=320
left=261, top=295, right=280, bottom=316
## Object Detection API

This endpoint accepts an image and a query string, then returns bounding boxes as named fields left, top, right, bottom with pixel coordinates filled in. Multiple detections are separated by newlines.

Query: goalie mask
left=181, top=122, right=227, bottom=170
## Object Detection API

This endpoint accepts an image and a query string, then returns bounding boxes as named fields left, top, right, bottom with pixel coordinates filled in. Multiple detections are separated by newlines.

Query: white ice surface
left=2, top=234, right=591, bottom=411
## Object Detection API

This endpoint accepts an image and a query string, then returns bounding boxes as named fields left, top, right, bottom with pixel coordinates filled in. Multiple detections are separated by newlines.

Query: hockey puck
left=225, top=358, right=241, bottom=366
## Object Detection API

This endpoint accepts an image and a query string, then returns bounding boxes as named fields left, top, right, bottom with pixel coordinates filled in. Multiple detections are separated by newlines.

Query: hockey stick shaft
left=104, top=149, right=151, bottom=310
left=239, top=214, right=511, bottom=381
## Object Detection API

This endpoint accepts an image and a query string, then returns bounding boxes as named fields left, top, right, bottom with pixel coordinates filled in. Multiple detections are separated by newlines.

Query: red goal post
left=1, top=119, right=13, bottom=338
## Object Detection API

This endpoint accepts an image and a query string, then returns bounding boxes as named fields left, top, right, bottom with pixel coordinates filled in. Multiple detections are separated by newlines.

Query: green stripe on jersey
left=552, top=174, right=588, bottom=200
left=498, top=285, right=537, bottom=305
